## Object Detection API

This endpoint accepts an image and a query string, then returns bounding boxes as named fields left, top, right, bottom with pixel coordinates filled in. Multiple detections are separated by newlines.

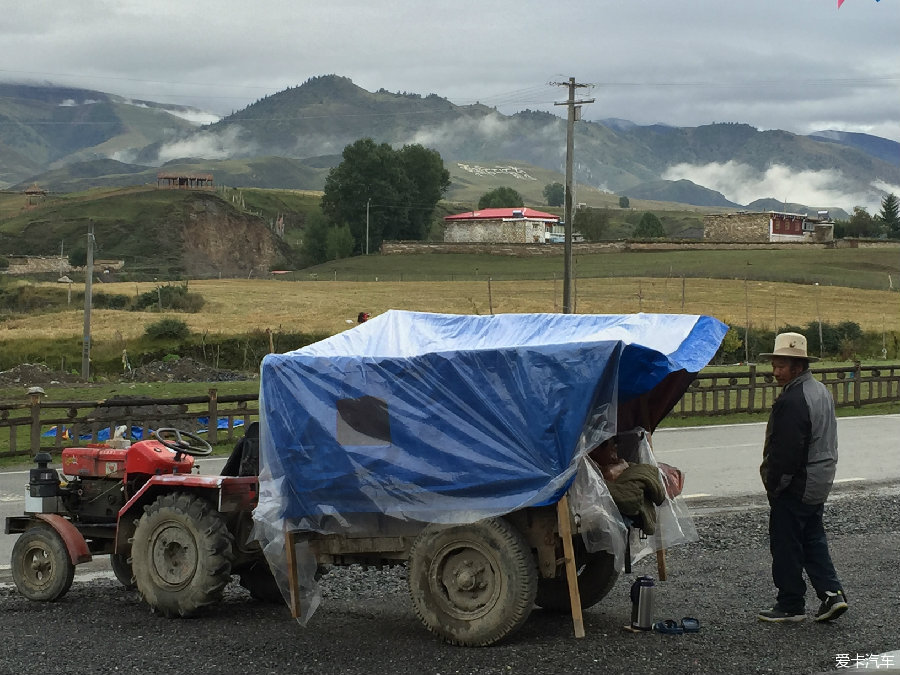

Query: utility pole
left=81, top=222, right=94, bottom=380
left=366, top=197, right=371, bottom=255
left=554, top=77, right=594, bottom=314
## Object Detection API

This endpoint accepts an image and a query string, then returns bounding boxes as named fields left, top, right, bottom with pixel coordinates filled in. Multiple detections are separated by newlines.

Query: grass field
left=3, top=274, right=898, bottom=346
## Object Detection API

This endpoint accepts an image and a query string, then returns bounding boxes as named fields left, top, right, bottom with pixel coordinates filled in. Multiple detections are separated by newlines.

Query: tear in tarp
left=252, top=311, right=726, bottom=623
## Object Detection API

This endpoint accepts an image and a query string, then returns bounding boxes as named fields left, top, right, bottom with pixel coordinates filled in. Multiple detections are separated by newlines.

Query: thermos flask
left=630, top=575, right=656, bottom=631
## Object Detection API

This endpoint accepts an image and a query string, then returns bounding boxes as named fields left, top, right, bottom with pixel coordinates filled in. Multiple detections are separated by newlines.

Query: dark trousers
left=769, top=493, right=843, bottom=612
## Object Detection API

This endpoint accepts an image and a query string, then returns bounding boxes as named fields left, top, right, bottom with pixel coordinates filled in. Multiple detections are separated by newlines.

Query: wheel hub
left=431, top=543, right=500, bottom=619
left=149, top=523, right=197, bottom=588
left=25, top=546, right=52, bottom=585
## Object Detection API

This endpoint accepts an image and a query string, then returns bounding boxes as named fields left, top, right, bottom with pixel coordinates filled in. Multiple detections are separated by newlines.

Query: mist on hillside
left=662, top=161, right=898, bottom=213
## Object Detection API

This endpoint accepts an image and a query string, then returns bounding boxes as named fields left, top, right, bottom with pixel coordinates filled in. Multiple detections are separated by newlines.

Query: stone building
left=444, top=207, right=560, bottom=244
left=703, top=211, right=834, bottom=243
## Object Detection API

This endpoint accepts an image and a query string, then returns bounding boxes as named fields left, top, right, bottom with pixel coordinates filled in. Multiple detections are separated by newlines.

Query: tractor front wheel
left=11, top=526, right=75, bottom=602
left=131, top=492, right=234, bottom=617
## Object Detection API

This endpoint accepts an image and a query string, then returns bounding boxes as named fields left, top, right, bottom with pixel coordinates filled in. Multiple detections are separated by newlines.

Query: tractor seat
left=221, top=422, right=260, bottom=477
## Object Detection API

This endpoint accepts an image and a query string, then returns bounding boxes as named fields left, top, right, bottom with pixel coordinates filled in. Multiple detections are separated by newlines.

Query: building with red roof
left=444, top=207, right=560, bottom=243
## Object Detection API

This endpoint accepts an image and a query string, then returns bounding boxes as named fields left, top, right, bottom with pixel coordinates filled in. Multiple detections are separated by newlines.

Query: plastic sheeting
left=252, top=310, right=727, bottom=623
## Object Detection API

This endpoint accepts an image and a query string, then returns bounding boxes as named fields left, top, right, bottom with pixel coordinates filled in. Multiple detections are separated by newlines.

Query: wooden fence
left=0, top=389, right=258, bottom=459
left=1, top=363, right=898, bottom=458
left=672, top=362, right=900, bottom=417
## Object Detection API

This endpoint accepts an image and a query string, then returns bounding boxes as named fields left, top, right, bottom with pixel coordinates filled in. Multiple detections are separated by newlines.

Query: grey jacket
left=760, top=370, right=838, bottom=504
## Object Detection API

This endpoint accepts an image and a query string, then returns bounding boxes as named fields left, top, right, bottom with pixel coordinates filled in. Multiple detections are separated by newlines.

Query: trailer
left=252, top=311, right=727, bottom=646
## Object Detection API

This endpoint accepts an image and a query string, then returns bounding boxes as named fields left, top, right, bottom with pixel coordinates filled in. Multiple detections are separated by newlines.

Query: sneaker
left=758, top=606, right=806, bottom=623
left=814, top=591, right=848, bottom=622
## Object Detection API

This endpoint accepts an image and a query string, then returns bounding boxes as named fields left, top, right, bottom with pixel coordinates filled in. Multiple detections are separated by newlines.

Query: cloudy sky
left=3, top=0, right=898, bottom=141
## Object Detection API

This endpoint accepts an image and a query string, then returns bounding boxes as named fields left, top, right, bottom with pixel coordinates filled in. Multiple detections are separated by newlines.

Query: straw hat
left=759, top=332, right=818, bottom=362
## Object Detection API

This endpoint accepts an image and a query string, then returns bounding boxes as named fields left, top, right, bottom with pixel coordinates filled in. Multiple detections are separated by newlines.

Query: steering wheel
left=153, top=428, right=213, bottom=457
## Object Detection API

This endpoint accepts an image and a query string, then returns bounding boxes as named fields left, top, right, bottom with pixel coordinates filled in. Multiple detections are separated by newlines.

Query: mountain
left=808, top=130, right=900, bottom=168
left=745, top=199, right=849, bottom=221
left=622, top=179, right=739, bottom=208
left=2, top=77, right=898, bottom=215
left=0, top=83, right=209, bottom=186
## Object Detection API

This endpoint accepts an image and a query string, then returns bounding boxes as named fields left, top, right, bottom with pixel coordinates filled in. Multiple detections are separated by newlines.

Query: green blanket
left=606, top=463, right=667, bottom=535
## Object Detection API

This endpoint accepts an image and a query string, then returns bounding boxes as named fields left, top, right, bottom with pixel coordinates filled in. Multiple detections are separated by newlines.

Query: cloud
left=156, top=125, right=255, bottom=163
left=162, top=109, right=220, bottom=125
left=662, top=161, right=892, bottom=212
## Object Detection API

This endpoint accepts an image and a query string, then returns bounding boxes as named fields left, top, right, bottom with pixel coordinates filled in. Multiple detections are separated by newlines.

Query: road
left=2, top=414, right=898, bottom=580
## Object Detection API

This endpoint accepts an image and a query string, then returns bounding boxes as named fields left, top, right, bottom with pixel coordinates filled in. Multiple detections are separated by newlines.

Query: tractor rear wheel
left=534, top=541, right=618, bottom=612
left=131, top=492, right=234, bottom=617
left=238, top=559, right=283, bottom=603
left=110, top=553, right=136, bottom=590
left=408, top=518, right=537, bottom=646
left=11, top=526, right=75, bottom=602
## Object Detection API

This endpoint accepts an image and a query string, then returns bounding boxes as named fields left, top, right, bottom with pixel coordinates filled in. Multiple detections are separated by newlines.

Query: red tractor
left=5, top=425, right=278, bottom=615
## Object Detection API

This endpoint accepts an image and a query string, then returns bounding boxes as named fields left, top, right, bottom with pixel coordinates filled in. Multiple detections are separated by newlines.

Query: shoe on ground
left=758, top=606, right=806, bottom=622
left=815, top=591, right=848, bottom=622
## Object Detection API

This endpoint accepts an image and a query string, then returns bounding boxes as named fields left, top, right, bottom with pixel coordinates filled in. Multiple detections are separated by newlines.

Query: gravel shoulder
left=1, top=482, right=898, bottom=675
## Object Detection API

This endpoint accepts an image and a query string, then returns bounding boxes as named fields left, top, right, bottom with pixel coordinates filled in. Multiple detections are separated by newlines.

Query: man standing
left=757, top=332, right=848, bottom=623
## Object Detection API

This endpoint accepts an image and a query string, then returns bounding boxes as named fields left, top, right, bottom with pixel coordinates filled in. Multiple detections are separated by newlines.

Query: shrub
left=132, top=282, right=205, bottom=313
left=145, top=318, right=190, bottom=340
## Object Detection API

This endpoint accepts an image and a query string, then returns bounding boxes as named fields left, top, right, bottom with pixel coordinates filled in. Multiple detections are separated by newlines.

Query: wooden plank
left=556, top=495, right=585, bottom=639
left=283, top=528, right=302, bottom=619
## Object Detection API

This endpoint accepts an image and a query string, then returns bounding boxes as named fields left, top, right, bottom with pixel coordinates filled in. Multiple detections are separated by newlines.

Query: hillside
left=2, top=78, right=897, bottom=215
left=0, top=188, right=291, bottom=278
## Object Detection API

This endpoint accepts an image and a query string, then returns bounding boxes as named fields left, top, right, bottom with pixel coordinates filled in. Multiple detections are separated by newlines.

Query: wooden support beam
left=284, top=527, right=302, bottom=619
left=556, top=494, right=585, bottom=638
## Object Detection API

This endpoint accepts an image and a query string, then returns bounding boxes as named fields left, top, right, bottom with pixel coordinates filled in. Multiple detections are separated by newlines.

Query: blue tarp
left=256, top=311, right=727, bottom=529
left=43, top=418, right=244, bottom=442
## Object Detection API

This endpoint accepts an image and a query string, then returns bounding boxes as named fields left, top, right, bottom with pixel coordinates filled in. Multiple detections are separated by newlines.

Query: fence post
left=208, top=388, right=218, bottom=445
left=853, top=361, right=861, bottom=409
left=748, top=364, right=757, bottom=414
left=28, top=387, right=46, bottom=454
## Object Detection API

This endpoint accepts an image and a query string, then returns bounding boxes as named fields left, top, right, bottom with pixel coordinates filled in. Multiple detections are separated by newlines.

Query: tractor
left=5, top=424, right=278, bottom=615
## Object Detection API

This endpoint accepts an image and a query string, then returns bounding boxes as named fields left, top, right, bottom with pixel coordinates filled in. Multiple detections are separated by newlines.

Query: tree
left=844, top=206, right=880, bottom=238
left=618, top=196, right=630, bottom=209
left=633, top=212, right=665, bottom=239
left=573, top=208, right=610, bottom=242
left=397, top=144, right=451, bottom=240
left=299, top=210, right=330, bottom=266
left=543, top=183, right=564, bottom=207
left=321, top=138, right=450, bottom=253
left=478, top=187, right=523, bottom=209
left=325, top=224, right=355, bottom=261
left=879, top=193, right=899, bottom=239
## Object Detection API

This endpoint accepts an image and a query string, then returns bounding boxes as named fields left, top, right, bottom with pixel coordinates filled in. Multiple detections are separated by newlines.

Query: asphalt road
left=2, top=415, right=898, bottom=577
left=1, top=417, right=898, bottom=675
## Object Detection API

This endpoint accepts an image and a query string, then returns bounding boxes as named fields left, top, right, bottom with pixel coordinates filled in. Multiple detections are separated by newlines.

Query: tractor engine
left=41, top=439, right=196, bottom=523
left=57, top=444, right=131, bottom=523
left=59, top=475, right=126, bottom=523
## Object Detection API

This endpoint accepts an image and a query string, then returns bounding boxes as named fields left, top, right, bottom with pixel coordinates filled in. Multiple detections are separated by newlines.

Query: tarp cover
left=256, top=311, right=727, bottom=529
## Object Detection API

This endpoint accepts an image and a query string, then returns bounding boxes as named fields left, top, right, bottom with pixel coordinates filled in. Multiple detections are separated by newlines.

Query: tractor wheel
left=11, top=526, right=76, bottom=602
left=534, top=540, right=618, bottom=613
left=110, top=553, right=136, bottom=590
left=238, top=559, right=283, bottom=603
left=408, top=518, right=537, bottom=646
left=131, top=492, right=234, bottom=617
